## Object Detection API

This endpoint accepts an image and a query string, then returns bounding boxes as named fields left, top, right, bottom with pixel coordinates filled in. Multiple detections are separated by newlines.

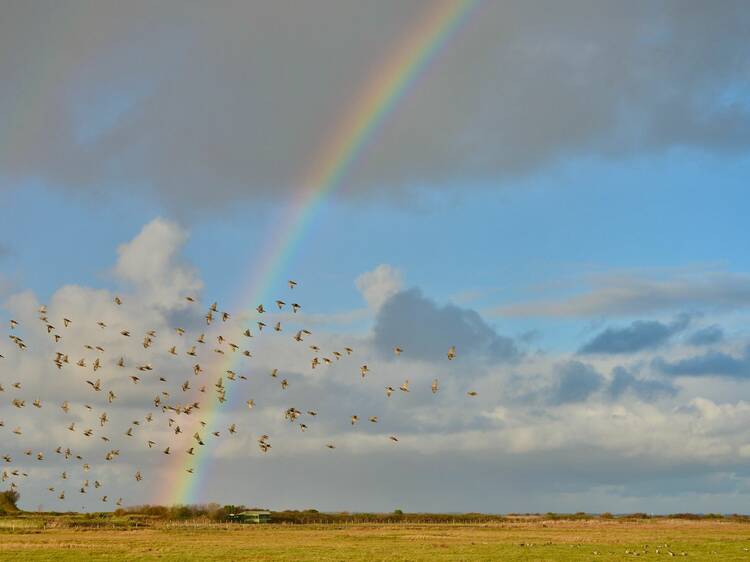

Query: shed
left=229, top=510, right=272, bottom=523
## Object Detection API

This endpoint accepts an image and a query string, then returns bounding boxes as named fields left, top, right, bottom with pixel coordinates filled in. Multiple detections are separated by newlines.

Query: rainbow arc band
left=163, top=0, right=480, bottom=505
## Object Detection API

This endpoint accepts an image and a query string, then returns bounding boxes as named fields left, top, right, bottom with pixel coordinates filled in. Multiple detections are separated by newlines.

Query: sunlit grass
left=0, top=517, right=749, bottom=561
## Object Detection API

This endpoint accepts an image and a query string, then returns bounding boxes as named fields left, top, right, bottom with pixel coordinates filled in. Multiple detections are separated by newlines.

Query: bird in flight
left=0, top=276, right=476, bottom=509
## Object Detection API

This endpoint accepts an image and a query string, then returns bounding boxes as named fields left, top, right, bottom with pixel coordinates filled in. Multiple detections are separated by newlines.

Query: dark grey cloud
left=687, top=324, right=725, bottom=346
left=524, top=360, right=677, bottom=405
left=578, top=314, right=690, bottom=355
left=549, top=360, right=604, bottom=405
left=2, top=1, right=750, bottom=209
left=502, top=362, right=675, bottom=405
left=654, top=345, right=750, bottom=378
left=607, top=366, right=677, bottom=401
left=372, top=288, right=519, bottom=362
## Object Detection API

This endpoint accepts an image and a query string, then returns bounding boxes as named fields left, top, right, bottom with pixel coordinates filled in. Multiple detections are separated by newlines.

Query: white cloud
left=355, top=264, right=403, bottom=310
left=114, top=218, right=202, bottom=310
left=494, top=269, right=750, bottom=318
left=6, top=223, right=750, bottom=512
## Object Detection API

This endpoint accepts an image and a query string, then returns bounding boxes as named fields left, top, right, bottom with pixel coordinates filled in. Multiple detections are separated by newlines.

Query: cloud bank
left=2, top=2, right=750, bottom=208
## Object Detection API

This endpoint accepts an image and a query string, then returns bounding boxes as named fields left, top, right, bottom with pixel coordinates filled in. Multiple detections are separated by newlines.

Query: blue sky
left=3, top=1, right=750, bottom=513
left=6, top=152, right=750, bottom=347
left=7, top=152, right=750, bottom=302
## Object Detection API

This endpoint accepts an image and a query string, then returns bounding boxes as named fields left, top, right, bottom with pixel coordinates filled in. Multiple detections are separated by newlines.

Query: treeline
left=100, top=504, right=750, bottom=524
left=511, top=511, right=750, bottom=522
left=114, top=503, right=250, bottom=521
left=269, top=510, right=508, bottom=524
left=111, top=505, right=509, bottom=523
left=109, top=506, right=750, bottom=524
left=270, top=511, right=750, bottom=524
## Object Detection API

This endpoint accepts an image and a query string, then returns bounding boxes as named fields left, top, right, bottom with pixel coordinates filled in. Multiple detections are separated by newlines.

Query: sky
left=2, top=0, right=750, bottom=514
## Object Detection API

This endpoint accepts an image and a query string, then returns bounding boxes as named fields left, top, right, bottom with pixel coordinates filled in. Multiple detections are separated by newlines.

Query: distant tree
left=0, top=489, right=20, bottom=512
left=393, top=509, right=403, bottom=515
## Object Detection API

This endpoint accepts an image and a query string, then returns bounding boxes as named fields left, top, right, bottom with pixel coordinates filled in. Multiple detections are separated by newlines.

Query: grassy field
left=1, top=517, right=750, bottom=560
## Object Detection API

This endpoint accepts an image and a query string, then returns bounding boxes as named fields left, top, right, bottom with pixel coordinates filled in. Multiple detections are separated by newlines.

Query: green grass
left=1, top=517, right=750, bottom=560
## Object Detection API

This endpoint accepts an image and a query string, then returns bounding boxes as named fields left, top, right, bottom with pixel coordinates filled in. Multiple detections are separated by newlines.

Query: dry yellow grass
left=0, top=518, right=749, bottom=561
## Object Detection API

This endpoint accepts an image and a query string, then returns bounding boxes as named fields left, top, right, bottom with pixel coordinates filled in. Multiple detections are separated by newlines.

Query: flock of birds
left=0, top=280, right=467, bottom=509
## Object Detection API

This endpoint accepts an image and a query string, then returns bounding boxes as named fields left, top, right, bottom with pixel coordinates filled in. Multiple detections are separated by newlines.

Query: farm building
left=228, top=510, right=272, bottom=523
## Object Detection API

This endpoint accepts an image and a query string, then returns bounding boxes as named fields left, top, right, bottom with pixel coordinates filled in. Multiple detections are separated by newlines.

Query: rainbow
left=161, top=0, right=480, bottom=505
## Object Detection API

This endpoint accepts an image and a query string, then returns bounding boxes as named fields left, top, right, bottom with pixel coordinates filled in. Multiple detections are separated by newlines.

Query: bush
left=624, top=512, right=651, bottom=519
